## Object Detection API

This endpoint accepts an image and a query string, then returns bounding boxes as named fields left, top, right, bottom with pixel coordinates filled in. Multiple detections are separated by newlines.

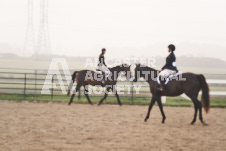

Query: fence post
left=51, top=75, right=54, bottom=100
left=34, top=70, right=37, bottom=99
left=162, top=96, right=166, bottom=104
left=131, top=81, right=134, bottom=103
left=24, top=73, right=27, bottom=100
left=78, top=89, right=81, bottom=100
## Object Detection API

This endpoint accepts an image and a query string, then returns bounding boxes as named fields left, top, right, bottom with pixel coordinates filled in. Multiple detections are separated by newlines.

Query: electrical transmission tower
left=37, top=0, right=51, bottom=55
left=23, top=0, right=35, bottom=57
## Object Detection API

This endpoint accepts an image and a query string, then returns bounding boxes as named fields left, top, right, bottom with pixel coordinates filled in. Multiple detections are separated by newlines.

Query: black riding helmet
left=102, top=48, right=106, bottom=52
left=168, top=44, right=175, bottom=51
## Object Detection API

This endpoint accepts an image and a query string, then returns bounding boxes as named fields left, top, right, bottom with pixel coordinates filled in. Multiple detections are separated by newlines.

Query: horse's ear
left=123, top=64, right=129, bottom=67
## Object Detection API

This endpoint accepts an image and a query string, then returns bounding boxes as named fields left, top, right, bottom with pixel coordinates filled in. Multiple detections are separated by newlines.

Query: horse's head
left=120, top=64, right=132, bottom=80
left=133, top=64, right=140, bottom=82
left=110, top=64, right=132, bottom=80
left=133, top=64, right=157, bottom=82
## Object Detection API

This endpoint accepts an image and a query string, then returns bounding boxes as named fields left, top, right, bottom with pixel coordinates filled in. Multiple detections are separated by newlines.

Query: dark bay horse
left=67, top=64, right=131, bottom=105
left=133, top=64, right=210, bottom=125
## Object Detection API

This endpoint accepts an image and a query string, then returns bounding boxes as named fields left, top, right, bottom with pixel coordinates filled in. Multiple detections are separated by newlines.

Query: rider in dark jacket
left=162, top=50, right=178, bottom=72
left=157, top=44, right=178, bottom=91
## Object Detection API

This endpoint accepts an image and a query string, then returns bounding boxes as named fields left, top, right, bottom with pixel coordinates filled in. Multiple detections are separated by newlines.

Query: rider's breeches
left=98, top=65, right=110, bottom=77
left=157, top=69, right=176, bottom=84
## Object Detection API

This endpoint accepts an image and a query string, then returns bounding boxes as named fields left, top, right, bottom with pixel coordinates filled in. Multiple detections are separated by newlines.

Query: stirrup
left=101, top=79, right=105, bottom=84
left=157, top=87, right=163, bottom=91
left=157, top=83, right=165, bottom=91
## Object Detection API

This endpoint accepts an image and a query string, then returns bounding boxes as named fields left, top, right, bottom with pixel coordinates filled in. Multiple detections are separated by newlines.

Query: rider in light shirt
left=98, top=48, right=110, bottom=83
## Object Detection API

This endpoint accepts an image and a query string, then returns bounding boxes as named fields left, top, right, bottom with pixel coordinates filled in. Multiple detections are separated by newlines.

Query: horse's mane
left=136, top=64, right=159, bottom=78
left=137, top=64, right=158, bottom=72
left=110, top=64, right=128, bottom=70
left=110, top=65, right=121, bottom=70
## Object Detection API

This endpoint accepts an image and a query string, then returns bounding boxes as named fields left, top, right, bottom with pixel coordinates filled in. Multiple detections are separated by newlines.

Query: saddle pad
left=165, top=72, right=181, bottom=85
left=94, top=69, right=102, bottom=75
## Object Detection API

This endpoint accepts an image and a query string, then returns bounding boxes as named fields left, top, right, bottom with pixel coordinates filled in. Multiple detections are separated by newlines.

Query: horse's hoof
left=190, top=122, right=195, bottom=125
left=162, top=117, right=166, bottom=124
left=201, top=121, right=208, bottom=126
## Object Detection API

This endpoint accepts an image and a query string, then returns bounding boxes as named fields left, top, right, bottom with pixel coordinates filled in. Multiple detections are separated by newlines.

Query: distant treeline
left=0, top=53, right=225, bottom=69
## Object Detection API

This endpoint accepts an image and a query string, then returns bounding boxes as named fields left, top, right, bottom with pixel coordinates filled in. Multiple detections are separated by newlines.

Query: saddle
left=94, top=69, right=104, bottom=75
left=94, top=69, right=112, bottom=82
left=93, top=69, right=107, bottom=83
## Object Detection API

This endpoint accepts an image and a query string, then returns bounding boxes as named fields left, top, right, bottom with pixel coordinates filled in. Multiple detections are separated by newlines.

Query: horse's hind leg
left=191, top=101, right=198, bottom=125
left=84, top=85, right=93, bottom=105
left=113, top=86, right=122, bottom=106
left=98, top=87, right=110, bottom=106
left=68, top=85, right=80, bottom=105
left=156, top=96, right=166, bottom=123
left=191, top=98, right=206, bottom=125
left=144, top=96, right=156, bottom=122
left=195, top=98, right=206, bottom=125
left=69, top=94, right=75, bottom=105
left=187, top=95, right=199, bottom=124
left=188, top=93, right=206, bottom=125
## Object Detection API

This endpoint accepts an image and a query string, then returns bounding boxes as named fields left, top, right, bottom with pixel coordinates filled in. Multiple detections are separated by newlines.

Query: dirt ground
left=0, top=101, right=226, bottom=151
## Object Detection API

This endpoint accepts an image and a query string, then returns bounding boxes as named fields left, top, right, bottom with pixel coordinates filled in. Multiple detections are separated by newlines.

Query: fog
left=0, top=0, right=226, bottom=60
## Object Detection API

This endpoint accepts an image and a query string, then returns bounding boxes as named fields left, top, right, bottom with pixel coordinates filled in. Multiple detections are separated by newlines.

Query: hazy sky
left=0, top=0, right=226, bottom=59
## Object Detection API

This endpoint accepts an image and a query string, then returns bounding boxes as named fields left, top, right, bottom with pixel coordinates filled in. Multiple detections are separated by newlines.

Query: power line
left=23, top=0, right=35, bottom=57
left=37, top=0, right=51, bottom=55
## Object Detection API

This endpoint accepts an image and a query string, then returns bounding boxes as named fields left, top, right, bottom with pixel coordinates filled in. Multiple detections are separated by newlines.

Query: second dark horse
left=133, top=64, right=210, bottom=125
left=67, top=64, right=131, bottom=105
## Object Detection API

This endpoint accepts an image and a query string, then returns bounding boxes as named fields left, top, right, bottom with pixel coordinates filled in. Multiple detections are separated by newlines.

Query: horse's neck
left=110, top=67, right=121, bottom=79
left=141, top=67, right=157, bottom=82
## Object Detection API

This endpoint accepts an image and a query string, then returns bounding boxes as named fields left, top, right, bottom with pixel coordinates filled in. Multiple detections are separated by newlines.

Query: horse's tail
left=197, top=74, right=210, bottom=113
left=67, top=71, right=78, bottom=96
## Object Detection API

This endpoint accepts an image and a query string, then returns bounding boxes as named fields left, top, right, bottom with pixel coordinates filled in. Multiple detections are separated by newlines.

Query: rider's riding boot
left=101, top=74, right=106, bottom=84
left=157, top=80, right=166, bottom=91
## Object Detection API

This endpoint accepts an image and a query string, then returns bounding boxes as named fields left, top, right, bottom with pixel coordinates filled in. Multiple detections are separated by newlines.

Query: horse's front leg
left=156, top=96, right=166, bottom=123
left=98, top=87, right=110, bottom=106
left=145, top=96, right=156, bottom=122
